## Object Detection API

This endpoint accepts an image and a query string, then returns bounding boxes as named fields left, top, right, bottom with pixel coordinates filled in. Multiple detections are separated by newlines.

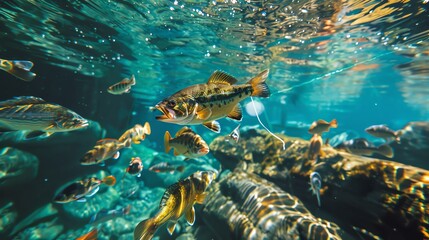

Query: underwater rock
left=0, top=147, right=39, bottom=188
left=0, top=202, right=17, bottom=234
left=210, top=129, right=429, bottom=239
left=9, top=203, right=58, bottom=237
left=201, top=170, right=343, bottom=240
left=390, top=121, right=429, bottom=170
left=13, top=217, right=63, bottom=240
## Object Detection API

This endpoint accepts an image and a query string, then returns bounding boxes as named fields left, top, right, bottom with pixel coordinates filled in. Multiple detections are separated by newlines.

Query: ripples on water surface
left=1, top=0, right=428, bottom=112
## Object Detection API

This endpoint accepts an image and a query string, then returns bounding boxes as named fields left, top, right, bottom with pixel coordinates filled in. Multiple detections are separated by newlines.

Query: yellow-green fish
left=153, top=70, right=270, bottom=132
left=81, top=138, right=131, bottom=165
left=0, top=96, right=88, bottom=134
left=54, top=175, right=116, bottom=203
left=118, top=122, right=151, bottom=144
left=134, top=171, right=216, bottom=240
left=308, top=119, right=338, bottom=135
left=107, top=74, right=136, bottom=95
left=0, top=59, right=36, bottom=82
left=164, top=127, right=209, bottom=159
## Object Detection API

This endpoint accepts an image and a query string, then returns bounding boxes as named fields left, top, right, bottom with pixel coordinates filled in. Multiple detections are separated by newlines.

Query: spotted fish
left=154, top=70, right=270, bottom=132
left=134, top=171, right=216, bottom=240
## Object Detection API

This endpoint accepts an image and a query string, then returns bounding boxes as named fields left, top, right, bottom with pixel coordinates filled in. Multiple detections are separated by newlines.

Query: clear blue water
left=0, top=0, right=428, bottom=239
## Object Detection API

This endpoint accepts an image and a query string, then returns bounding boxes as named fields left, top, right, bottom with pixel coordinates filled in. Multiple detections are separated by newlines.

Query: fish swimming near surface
left=148, top=162, right=185, bottom=174
left=134, top=171, right=216, bottom=240
left=118, top=122, right=151, bottom=144
left=76, top=228, right=98, bottom=240
left=308, top=119, right=338, bottom=135
left=0, top=96, right=88, bottom=135
left=309, top=172, right=322, bottom=207
left=54, top=175, right=116, bottom=203
left=164, top=127, right=209, bottom=160
left=0, top=59, right=36, bottom=82
left=153, top=69, right=270, bottom=132
left=306, top=134, right=326, bottom=161
left=365, top=124, right=401, bottom=143
left=89, top=205, right=131, bottom=226
left=81, top=138, right=132, bottom=165
left=107, top=74, right=136, bottom=95
left=335, top=138, right=394, bottom=158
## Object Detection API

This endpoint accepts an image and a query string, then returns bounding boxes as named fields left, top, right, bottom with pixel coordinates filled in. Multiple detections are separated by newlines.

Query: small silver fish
left=107, top=74, right=136, bottom=95
left=309, top=172, right=322, bottom=207
left=229, top=124, right=240, bottom=142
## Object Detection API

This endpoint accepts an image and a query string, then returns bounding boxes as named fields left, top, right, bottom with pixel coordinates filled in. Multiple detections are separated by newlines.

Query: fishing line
left=250, top=96, right=286, bottom=150
left=273, top=51, right=394, bottom=95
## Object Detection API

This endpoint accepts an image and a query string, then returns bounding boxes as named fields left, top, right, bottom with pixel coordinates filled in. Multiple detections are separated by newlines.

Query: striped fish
left=153, top=69, right=270, bottom=132
left=0, top=96, right=88, bottom=133
left=164, top=127, right=209, bottom=160
left=107, top=74, right=136, bottom=95
left=134, top=171, right=216, bottom=240
left=0, top=59, right=36, bottom=82
left=81, top=138, right=131, bottom=165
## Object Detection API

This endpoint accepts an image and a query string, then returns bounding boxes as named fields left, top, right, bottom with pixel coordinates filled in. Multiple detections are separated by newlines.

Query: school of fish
left=1, top=64, right=405, bottom=240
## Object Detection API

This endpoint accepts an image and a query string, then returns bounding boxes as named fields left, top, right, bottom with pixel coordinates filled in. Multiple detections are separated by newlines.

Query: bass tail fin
left=164, top=131, right=172, bottom=153
left=134, top=218, right=158, bottom=240
left=247, top=69, right=270, bottom=97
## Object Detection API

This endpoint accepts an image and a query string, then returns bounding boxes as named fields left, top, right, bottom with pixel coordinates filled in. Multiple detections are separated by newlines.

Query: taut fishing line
left=273, top=51, right=394, bottom=95
left=251, top=51, right=393, bottom=150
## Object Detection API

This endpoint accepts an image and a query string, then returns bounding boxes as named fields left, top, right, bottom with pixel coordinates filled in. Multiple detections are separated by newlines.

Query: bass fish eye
left=167, top=100, right=176, bottom=107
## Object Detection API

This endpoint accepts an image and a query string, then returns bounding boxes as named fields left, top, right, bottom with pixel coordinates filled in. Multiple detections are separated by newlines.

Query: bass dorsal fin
left=0, top=96, right=45, bottom=107
left=207, top=71, right=238, bottom=85
left=175, top=126, right=193, bottom=137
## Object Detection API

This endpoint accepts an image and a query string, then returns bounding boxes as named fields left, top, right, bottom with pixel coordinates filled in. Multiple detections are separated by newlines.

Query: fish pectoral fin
left=185, top=206, right=196, bottom=225
left=196, top=107, right=212, bottom=120
left=195, top=192, right=207, bottom=204
left=173, top=149, right=180, bottom=156
left=207, top=71, right=238, bottom=85
left=86, top=186, right=100, bottom=197
left=167, top=222, right=177, bottom=235
left=203, top=121, right=220, bottom=133
left=226, top=104, right=243, bottom=121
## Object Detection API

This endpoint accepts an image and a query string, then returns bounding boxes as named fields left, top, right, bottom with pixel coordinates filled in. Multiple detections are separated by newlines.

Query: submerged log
left=209, top=128, right=429, bottom=239
left=201, top=170, right=343, bottom=240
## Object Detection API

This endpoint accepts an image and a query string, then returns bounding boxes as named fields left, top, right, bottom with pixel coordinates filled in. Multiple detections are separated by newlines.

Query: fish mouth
left=154, top=105, right=176, bottom=121
left=199, top=147, right=210, bottom=155
left=77, top=119, right=89, bottom=128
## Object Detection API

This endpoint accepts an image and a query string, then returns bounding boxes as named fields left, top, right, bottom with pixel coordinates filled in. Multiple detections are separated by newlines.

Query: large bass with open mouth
left=153, top=69, right=270, bottom=132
